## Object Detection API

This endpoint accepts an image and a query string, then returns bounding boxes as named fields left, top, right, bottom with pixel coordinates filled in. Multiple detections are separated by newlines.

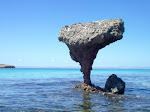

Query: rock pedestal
left=58, top=19, right=124, bottom=86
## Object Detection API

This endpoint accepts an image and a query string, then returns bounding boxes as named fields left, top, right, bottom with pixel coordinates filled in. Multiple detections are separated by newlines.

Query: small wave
left=142, top=82, right=150, bottom=87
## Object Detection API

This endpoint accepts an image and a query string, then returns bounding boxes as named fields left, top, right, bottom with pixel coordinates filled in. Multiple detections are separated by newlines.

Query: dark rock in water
left=58, top=19, right=125, bottom=86
left=104, top=74, right=125, bottom=94
left=0, top=64, right=15, bottom=68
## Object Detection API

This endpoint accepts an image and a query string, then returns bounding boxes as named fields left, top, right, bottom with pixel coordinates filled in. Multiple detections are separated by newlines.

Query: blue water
left=0, top=68, right=150, bottom=112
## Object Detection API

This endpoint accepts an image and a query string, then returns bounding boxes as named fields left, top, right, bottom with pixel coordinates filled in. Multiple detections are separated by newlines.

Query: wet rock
left=104, top=74, right=125, bottom=94
left=75, top=84, right=103, bottom=93
left=58, top=19, right=124, bottom=86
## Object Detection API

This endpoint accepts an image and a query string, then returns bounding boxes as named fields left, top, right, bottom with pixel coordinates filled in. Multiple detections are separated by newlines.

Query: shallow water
left=0, top=68, right=150, bottom=112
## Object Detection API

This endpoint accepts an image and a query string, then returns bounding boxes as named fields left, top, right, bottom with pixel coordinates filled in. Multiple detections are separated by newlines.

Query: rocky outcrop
left=0, top=64, right=15, bottom=68
left=104, top=74, right=125, bottom=94
left=75, top=83, right=103, bottom=93
left=58, top=19, right=124, bottom=86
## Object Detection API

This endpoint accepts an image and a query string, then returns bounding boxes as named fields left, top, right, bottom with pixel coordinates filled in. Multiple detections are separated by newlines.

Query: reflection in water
left=76, top=90, right=126, bottom=112
left=77, top=91, right=95, bottom=112
left=75, top=91, right=149, bottom=112
left=106, top=95, right=124, bottom=111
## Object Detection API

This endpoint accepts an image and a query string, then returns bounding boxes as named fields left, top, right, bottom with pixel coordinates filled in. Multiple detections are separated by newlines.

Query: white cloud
left=98, top=60, right=101, bottom=63
left=17, top=58, right=23, bottom=62
left=50, top=58, right=55, bottom=62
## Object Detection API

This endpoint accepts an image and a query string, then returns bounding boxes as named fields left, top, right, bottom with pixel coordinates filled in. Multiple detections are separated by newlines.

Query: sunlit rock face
left=58, top=19, right=124, bottom=85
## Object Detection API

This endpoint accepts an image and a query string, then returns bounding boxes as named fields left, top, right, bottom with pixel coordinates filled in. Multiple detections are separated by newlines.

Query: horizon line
left=14, top=66, right=150, bottom=69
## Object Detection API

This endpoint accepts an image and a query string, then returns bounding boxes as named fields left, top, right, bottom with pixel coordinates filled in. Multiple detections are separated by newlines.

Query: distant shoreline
left=2, top=67, right=150, bottom=70
left=0, top=64, right=15, bottom=68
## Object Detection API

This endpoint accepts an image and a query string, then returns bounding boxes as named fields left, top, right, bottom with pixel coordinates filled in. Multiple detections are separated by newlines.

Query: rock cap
left=58, top=19, right=124, bottom=46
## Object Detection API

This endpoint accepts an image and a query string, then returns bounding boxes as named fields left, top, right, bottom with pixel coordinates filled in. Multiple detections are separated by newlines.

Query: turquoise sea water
left=0, top=68, right=150, bottom=112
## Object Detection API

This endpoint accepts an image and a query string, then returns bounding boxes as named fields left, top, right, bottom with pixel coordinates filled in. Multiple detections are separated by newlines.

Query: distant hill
left=0, top=64, right=15, bottom=68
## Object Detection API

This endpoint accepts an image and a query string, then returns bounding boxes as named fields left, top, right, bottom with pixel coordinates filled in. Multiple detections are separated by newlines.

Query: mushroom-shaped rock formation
left=58, top=19, right=124, bottom=86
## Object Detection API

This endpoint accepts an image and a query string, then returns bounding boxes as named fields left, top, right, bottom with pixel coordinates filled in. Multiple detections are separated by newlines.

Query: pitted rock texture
left=75, top=84, right=103, bottom=93
left=59, top=19, right=124, bottom=46
left=58, top=19, right=124, bottom=85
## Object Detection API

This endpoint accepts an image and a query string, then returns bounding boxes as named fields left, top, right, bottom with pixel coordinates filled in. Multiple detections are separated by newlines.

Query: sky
left=0, top=0, right=150, bottom=68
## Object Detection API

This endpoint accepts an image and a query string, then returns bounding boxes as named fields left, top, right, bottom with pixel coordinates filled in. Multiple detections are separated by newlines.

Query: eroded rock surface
left=58, top=19, right=124, bottom=85
left=75, top=84, right=103, bottom=93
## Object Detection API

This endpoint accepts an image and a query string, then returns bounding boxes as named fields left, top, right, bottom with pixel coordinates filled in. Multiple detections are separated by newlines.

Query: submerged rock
left=58, top=19, right=124, bottom=86
left=0, top=64, right=15, bottom=68
left=104, top=74, right=125, bottom=94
